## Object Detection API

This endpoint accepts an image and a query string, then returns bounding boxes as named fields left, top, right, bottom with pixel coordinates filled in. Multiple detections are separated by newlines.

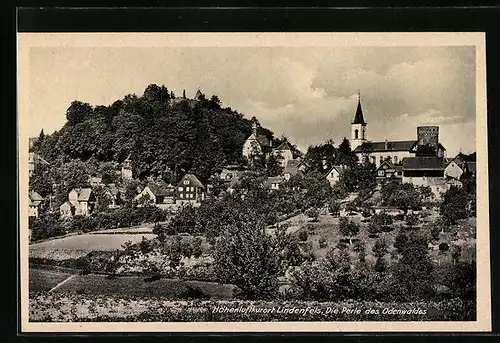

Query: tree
left=405, top=214, right=419, bottom=229
left=368, top=212, right=393, bottom=234
left=266, top=153, right=284, bottom=177
left=305, top=208, right=320, bottom=222
left=337, top=137, right=358, bottom=166
left=66, top=101, right=93, bottom=126
left=392, top=232, right=435, bottom=301
left=438, top=242, right=450, bottom=253
left=29, top=163, right=53, bottom=197
left=328, top=199, right=341, bottom=216
left=214, top=212, right=280, bottom=300
left=304, top=141, right=338, bottom=173
left=440, top=186, right=469, bottom=225
left=339, top=217, right=360, bottom=244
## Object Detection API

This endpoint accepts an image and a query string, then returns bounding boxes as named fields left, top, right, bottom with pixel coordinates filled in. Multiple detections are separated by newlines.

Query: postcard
left=17, top=32, right=490, bottom=332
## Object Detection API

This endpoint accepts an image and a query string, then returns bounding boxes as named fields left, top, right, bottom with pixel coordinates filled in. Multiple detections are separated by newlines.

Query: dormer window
left=183, top=180, right=189, bottom=185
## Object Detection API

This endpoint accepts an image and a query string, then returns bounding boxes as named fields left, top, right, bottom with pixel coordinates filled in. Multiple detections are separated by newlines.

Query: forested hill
left=32, top=84, right=278, bottom=182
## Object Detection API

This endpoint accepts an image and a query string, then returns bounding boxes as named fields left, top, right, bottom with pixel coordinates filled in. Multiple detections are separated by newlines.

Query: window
left=354, top=129, right=359, bottom=139
left=190, top=193, right=194, bottom=199
left=178, top=187, right=183, bottom=192
left=378, top=170, right=384, bottom=176
left=183, top=180, right=189, bottom=185
left=394, top=156, right=398, bottom=163
left=379, top=156, right=383, bottom=164
left=180, top=193, right=184, bottom=198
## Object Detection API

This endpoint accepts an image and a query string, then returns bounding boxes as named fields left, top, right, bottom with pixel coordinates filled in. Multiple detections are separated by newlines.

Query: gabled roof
left=325, top=165, right=346, bottom=176
left=29, top=190, right=44, bottom=202
left=402, top=157, right=446, bottom=171
left=352, top=97, right=366, bottom=125
left=354, top=140, right=418, bottom=153
left=60, top=201, right=75, bottom=209
left=274, top=141, right=292, bottom=151
left=283, top=159, right=301, bottom=174
left=177, top=173, right=204, bottom=188
left=376, top=160, right=397, bottom=170
left=146, top=182, right=175, bottom=196
left=70, top=188, right=93, bottom=201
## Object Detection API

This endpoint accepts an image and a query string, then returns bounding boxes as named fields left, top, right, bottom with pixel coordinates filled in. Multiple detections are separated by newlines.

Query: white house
left=242, top=121, right=271, bottom=159
left=61, top=188, right=95, bottom=217
left=271, top=141, right=294, bottom=168
left=28, top=190, right=44, bottom=218
left=325, top=165, right=346, bottom=188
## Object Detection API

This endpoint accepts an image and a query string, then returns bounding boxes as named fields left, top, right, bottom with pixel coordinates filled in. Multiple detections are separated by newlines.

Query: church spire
left=352, top=91, right=366, bottom=125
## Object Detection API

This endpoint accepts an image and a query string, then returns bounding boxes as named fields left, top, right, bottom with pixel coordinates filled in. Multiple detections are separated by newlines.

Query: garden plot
left=29, top=233, right=157, bottom=260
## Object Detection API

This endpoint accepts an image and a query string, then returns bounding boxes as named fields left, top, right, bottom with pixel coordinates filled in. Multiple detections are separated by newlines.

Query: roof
left=376, top=160, right=397, bottom=170
left=274, top=141, right=292, bottom=151
left=70, top=188, right=93, bottom=201
left=256, top=135, right=270, bottom=147
left=28, top=152, right=50, bottom=165
left=352, top=98, right=366, bottom=125
left=195, top=89, right=203, bottom=98
left=402, top=157, right=447, bottom=171
left=178, top=173, right=204, bottom=188
left=228, top=176, right=241, bottom=188
left=466, top=161, right=476, bottom=174
left=60, top=201, right=75, bottom=209
left=283, top=159, right=301, bottom=174
left=354, top=140, right=418, bottom=153
left=264, top=176, right=285, bottom=188
left=326, top=165, right=346, bottom=176
left=29, top=190, right=44, bottom=202
left=146, top=183, right=174, bottom=196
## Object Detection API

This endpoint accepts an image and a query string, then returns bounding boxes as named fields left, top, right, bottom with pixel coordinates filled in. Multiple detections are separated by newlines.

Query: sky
left=28, top=45, right=476, bottom=156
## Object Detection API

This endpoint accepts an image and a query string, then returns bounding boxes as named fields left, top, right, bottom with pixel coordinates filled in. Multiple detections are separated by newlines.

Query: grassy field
left=29, top=268, right=237, bottom=299
left=29, top=233, right=157, bottom=260
left=29, top=269, right=75, bottom=292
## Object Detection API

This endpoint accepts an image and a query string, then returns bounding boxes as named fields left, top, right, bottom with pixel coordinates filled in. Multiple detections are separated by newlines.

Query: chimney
left=385, top=139, right=388, bottom=150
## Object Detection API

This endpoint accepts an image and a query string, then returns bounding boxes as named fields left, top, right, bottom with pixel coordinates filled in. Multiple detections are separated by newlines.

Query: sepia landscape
left=25, top=44, right=478, bottom=323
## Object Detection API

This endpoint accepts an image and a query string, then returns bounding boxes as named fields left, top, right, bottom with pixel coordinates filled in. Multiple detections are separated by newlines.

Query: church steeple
left=350, top=91, right=367, bottom=151
left=352, top=91, right=366, bottom=125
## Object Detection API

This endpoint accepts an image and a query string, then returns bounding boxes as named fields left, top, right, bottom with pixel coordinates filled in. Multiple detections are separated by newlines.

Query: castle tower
left=351, top=91, right=367, bottom=150
left=121, top=155, right=133, bottom=181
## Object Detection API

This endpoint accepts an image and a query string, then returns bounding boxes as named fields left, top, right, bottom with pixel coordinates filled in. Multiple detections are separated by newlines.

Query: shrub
left=368, top=213, right=393, bottom=234
left=305, top=208, right=320, bottom=222
left=405, top=214, right=420, bottom=228
left=298, top=230, right=308, bottom=242
left=328, top=199, right=340, bottom=216
left=339, top=217, right=360, bottom=244
left=318, top=236, right=328, bottom=249
left=439, top=242, right=450, bottom=253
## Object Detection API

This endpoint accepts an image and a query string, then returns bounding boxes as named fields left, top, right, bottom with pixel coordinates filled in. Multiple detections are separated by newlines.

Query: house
left=101, top=184, right=124, bottom=209
left=65, top=188, right=96, bottom=217
left=176, top=173, right=205, bottom=206
left=402, top=157, right=449, bottom=197
left=376, top=160, right=403, bottom=180
left=325, top=165, right=346, bottom=188
left=264, top=176, right=286, bottom=191
left=272, top=141, right=294, bottom=168
left=282, top=159, right=305, bottom=181
left=444, top=159, right=465, bottom=181
left=60, top=201, right=75, bottom=219
left=219, top=165, right=246, bottom=182
left=134, top=182, right=176, bottom=207
left=28, top=190, right=44, bottom=218
left=28, top=152, right=50, bottom=177
left=242, top=120, right=272, bottom=159
left=350, top=93, right=446, bottom=167
left=88, top=175, right=104, bottom=187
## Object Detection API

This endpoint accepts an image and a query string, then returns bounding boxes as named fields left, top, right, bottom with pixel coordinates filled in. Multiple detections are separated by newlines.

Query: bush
left=328, top=199, right=340, bottom=216
left=439, top=242, right=450, bottom=253
left=368, top=213, right=393, bottom=234
left=318, top=236, right=328, bottom=249
left=298, top=230, right=308, bottom=242
left=405, top=214, right=420, bottom=228
left=305, top=208, right=320, bottom=222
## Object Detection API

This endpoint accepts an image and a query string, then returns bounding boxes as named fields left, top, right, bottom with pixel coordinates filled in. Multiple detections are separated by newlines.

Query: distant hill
left=32, top=84, right=277, bottom=183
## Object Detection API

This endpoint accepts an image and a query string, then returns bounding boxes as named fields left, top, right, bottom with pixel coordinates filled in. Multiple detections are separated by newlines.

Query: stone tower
left=351, top=91, right=367, bottom=150
left=121, top=155, right=133, bottom=181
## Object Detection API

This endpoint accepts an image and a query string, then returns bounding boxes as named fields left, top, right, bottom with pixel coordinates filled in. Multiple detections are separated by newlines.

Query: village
left=27, top=88, right=477, bottom=322
left=28, top=93, right=475, bottom=223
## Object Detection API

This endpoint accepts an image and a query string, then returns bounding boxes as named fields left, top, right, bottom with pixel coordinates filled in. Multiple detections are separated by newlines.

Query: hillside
left=31, top=84, right=277, bottom=183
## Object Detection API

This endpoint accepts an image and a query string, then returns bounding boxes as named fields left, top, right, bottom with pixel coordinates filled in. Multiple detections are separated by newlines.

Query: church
left=349, top=93, right=446, bottom=167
